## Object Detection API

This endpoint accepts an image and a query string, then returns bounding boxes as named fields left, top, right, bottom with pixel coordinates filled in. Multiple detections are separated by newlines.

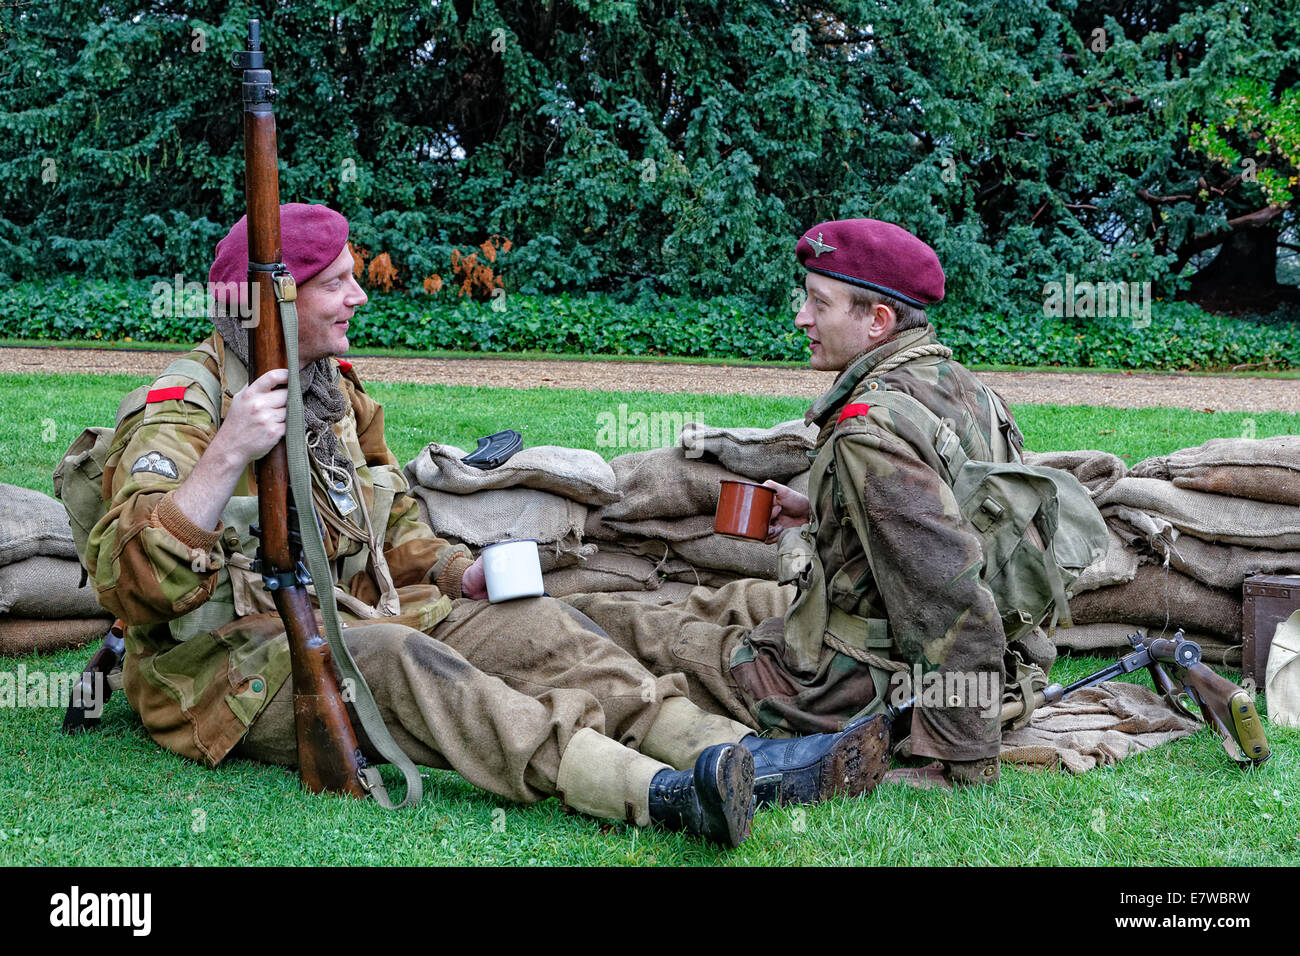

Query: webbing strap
left=826, top=605, right=893, bottom=651
left=158, top=358, right=224, bottom=423
left=279, top=298, right=422, bottom=810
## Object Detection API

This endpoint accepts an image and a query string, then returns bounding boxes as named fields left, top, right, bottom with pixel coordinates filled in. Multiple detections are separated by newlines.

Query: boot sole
left=699, top=744, right=755, bottom=848
left=819, top=716, right=891, bottom=802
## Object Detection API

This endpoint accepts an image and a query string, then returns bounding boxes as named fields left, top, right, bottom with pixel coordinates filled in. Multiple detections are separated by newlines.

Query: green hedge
left=2, top=277, right=1297, bottom=372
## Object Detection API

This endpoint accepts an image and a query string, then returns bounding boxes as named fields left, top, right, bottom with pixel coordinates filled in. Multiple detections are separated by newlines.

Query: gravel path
left=2, top=346, right=1297, bottom=412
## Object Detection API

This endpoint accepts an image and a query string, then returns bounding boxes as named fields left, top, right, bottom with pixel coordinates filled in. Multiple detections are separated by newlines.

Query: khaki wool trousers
left=234, top=596, right=698, bottom=804
left=562, top=580, right=795, bottom=728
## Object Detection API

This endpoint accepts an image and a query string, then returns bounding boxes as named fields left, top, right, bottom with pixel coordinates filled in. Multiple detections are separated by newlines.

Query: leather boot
left=944, top=755, right=1000, bottom=786
left=648, top=742, right=754, bottom=848
left=740, top=714, right=890, bottom=807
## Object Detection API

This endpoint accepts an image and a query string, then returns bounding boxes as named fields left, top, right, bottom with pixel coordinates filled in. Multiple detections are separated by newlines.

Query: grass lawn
left=0, top=372, right=1296, bottom=866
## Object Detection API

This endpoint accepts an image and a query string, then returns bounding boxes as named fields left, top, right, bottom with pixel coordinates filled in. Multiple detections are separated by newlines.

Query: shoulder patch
left=130, top=451, right=179, bottom=480
left=337, top=359, right=353, bottom=373
left=837, top=403, right=872, bottom=424
left=146, top=386, right=188, bottom=404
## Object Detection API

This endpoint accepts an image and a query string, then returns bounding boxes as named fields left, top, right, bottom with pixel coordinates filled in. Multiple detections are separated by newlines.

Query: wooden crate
left=1243, top=574, right=1300, bottom=684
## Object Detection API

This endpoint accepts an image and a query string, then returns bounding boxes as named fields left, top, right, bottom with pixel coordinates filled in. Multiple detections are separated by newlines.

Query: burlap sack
left=1070, top=527, right=1140, bottom=594
left=1098, top=477, right=1300, bottom=549
left=0, top=556, right=107, bottom=618
left=411, top=485, right=587, bottom=550
left=662, top=564, right=749, bottom=588
left=601, top=513, right=717, bottom=543
left=1107, top=507, right=1300, bottom=589
left=1067, top=564, right=1241, bottom=639
left=0, top=484, right=78, bottom=567
left=544, top=551, right=663, bottom=596
left=0, top=616, right=111, bottom=656
left=1023, top=449, right=1127, bottom=499
left=1132, top=436, right=1300, bottom=506
left=679, top=419, right=818, bottom=482
left=669, top=533, right=778, bottom=579
left=1051, top=622, right=1241, bottom=666
left=597, top=448, right=748, bottom=522
left=403, top=443, right=621, bottom=505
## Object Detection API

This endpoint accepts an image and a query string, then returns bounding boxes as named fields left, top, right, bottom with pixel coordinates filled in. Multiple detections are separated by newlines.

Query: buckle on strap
left=272, top=270, right=297, bottom=302
left=826, top=605, right=892, bottom=651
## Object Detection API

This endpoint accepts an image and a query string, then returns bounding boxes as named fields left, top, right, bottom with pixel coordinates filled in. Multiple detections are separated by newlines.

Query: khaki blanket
left=1000, top=682, right=1200, bottom=773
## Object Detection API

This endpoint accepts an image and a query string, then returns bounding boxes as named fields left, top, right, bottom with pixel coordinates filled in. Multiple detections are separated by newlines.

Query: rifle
left=231, top=20, right=369, bottom=797
left=998, top=628, right=1269, bottom=765
left=886, top=628, right=1269, bottom=767
left=61, top=619, right=125, bottom=734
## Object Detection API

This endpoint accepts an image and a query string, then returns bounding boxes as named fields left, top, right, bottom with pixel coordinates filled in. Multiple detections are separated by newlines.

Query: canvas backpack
left=52, top=351, right=229, bottom=577
left=848, top=385, right=1110, bottom=646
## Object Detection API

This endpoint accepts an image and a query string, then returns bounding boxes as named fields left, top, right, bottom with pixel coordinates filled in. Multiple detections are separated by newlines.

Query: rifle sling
left=279, top=296, right=423, bottom=810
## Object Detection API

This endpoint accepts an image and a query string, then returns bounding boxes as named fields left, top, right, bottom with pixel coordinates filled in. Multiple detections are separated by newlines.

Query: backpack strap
left=113, top=354, right=225, bottom=430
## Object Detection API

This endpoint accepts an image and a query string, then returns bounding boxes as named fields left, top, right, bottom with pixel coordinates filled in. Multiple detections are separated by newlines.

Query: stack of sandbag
left=578, top=421, right=818, bottom=595
left=0, top=483, right=112, bottom=654
left=402, top=443, right=616, bottom=577
left=1034, top=438, right=1300, bottom=665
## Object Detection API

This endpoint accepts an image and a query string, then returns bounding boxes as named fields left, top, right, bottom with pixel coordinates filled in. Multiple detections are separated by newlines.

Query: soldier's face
left=795, top=273, right=887, bottom=371
left=296, top=244, right=368, bottom=368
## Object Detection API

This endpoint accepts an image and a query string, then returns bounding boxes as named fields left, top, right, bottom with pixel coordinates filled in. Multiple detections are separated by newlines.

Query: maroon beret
left=796, top=218, right=944, bottom=306
left=208, top=203, right=350, bottom=289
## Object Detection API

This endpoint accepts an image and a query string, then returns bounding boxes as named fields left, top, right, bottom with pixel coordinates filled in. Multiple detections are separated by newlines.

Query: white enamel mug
left=481, top=539, right=545, bottom=603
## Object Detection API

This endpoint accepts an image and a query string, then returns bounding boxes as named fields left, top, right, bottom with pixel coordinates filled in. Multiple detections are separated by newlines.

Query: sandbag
left=1169, top=466, right=1300, bottom=505
left=1107, top=507, right=1300, bottom=589
left=411, top=485, right=587, bottom=550
left=1052, top=622, right=1241, bottom=666
left=1098, top=477, right=1300, bottom=550
left=0, top=556, right=108, bottom=618
left=403, top=443, right=621, bottom=506
left=1023, top=449, right=1127, bottom=499
left=0, top=483, right=78, bottom=567
left=678, top=419, right=818, bottom=482
left=1131, top=436, right=1300, bottom=505
left=597, top=448, right=747, bottom=522
left=1067, top=564, right=1241, bottom=640
left=1070, top=527, right=1140, bottom=594
left=669, top=533, right=778, bottom=579
left=544, top=551, right=663, bottom=597
left=601, top=513, right=717, bottom=543
left=0, top=616, right=111, bottom=656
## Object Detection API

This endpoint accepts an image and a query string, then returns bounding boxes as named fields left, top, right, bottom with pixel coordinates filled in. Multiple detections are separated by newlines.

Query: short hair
left=847, top=287, right=928, bottom=333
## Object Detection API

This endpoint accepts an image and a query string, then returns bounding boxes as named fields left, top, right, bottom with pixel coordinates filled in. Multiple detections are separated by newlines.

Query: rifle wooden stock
left=237, top=21, right=368, bottom=798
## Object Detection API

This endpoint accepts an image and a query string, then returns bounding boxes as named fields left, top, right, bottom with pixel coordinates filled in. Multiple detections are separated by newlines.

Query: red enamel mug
left=713, top=480, right=775, bottom=541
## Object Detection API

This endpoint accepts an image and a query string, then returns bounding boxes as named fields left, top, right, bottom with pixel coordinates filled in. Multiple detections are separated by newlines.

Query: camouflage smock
left=730, top=324, right=1022, bottom=762
left=84, top=334, right=473, bottom=765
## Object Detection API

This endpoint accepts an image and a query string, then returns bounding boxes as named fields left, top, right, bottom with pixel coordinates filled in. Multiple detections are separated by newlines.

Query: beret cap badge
left=805, top=232, right=837, bottom=257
